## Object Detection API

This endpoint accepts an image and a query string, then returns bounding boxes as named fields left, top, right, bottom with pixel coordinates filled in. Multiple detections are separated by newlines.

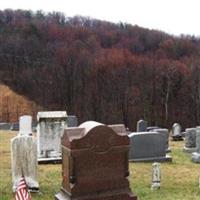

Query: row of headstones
left=11, top=117, right=165, bottom=199
left=137, top=119, right=184, bottom=140
left=0, top=115, right=77, bottom=131
left=11, top=119, right=139, bottom=199
left=11, top=112, right=78, bottom=192
left=11, top=116, right=171, bottom=198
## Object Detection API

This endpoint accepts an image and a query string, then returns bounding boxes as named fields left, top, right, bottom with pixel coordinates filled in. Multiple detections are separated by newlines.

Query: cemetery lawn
left=1, top=131, right=200, bottom=200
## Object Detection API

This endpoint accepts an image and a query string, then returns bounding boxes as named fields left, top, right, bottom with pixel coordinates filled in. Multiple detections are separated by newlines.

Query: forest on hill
left=0, top=9, right=200, bottom=130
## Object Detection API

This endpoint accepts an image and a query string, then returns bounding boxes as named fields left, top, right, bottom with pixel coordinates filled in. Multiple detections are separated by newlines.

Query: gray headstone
left=11, top=115, right=39, bottom=192
left=153, top=128, right=170, bottom=152
left=192, top=127, right=200, bottom=163
left=0, top=123, right=11, bottom=130
left=129, top=132, right=172, bottom=162
left=136, top=119, right=147, bottom=132
left=37, top=111, right=67, bottom=163
left=67, top=115, right=78, bottom=127
left=183, top=128, right=196, bottom=153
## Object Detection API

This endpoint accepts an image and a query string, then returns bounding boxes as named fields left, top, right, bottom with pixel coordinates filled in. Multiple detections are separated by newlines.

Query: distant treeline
left=0, top=9, right=200, bottom=130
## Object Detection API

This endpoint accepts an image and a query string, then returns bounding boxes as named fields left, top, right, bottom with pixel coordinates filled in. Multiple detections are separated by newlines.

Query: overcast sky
left=0, top=0, right=200, bottom=36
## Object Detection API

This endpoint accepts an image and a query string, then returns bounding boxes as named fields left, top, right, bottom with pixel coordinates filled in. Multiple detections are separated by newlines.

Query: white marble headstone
left=37, top=111, right=67, bottom=161
left=151, top=162, right=161, bottom=190
left=19, top=115, right=32, bottom=136
left=11, top=115, right=39, bottom=192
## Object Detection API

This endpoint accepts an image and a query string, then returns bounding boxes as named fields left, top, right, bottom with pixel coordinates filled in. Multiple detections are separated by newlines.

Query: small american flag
left=15, top=177, right=32, bottom=200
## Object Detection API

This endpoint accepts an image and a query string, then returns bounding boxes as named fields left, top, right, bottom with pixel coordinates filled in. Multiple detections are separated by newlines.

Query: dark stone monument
left=129, top=132, right=172, bottom=162
left=55, top=121, right=137, bottom=200
left=136, top=119, right=147, bottom=132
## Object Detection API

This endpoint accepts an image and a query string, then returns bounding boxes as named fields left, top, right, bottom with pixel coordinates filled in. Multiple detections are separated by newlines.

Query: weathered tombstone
left=55, top=121, right=137, bottom=200
left=172, top=123, right=183, bottom=141
left=183, top=128, right=196, bottom=153
left=136, top=119, right=147, bottom=132
left=192, top=127, right=200, bottom=163
left=11, top=115, right=39, bottom=192
left=129, top=132, right=172, bottom=162
left=67, top=115, right=78, bottom=127
left=153, top=128, right=171, bottom=152
left=151, top=162, right=161, bottom=190
left=37, top=111, right=67, bottom=163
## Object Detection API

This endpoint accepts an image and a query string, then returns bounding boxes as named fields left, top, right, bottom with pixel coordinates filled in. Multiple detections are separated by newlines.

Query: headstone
left=192, top=127, right=200, bottom=163
left=172, top=123, right=183, bottom=141
left=37, top=111, right=67, bottom=164
left=67, top=115, right=78, bottom=127
left=55, top=121, right=137, bottom=200
left=153, top=128, right=171, bottom=152
left=10, top=123, right=19, bottom=131
left=183, top=128, right=196, bottom=153
left=136, top=119, right=147, bottom=132
left=129, top=132, right=172, bottom=162
left=11, top=115, right=39, bottom=192
left=0, top=122, right=11, bottom=130
left=151, top=162, right=161, bottom=190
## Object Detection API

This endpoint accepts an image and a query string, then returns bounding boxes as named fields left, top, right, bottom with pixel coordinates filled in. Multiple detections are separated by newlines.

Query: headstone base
left=192, top=152, right=200, bottom=163
left=151, top=182, right=160, bottom=190
left=129, top=155, right=172, bottom=162
left=38, top=157, right=62, bottom=164
left=55, top=189, right=137, bottom=200
left=183, top=146, right=197, bottom=153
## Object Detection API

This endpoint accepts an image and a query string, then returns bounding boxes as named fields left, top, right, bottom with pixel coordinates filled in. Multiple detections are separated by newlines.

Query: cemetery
left=0, top=5, right=200, bottom=200
left=1, top=115, right=200, bottom=200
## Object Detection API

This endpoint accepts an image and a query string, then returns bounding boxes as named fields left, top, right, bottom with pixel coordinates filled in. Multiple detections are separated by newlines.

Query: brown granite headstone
left=55, top=121, right=137, bottom=200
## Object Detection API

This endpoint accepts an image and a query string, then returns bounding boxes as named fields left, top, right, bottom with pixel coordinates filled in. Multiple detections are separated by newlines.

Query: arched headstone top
left=62, top=121, right=129, bottom=152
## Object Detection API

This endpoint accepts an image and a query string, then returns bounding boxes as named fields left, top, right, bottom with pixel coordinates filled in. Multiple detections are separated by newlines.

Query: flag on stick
left=15, top=176, right=32, bottom=200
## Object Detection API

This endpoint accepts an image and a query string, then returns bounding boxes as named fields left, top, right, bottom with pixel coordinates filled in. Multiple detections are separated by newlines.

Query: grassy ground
left=0, top=131, right=200, bottom=200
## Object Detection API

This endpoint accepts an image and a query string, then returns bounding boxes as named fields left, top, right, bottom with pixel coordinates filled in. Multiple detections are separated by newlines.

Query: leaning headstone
left=192, top=127, right=200, bottom=163
left=11, top=115, right=39, bottom=192
left=153, top=128, right=170, bottom=152
left=172, top=123, right=183, bottom=141
left=67, top=115, right=78, bottom=127
left=137, top=119, right=147, bottom=132
left=183, top=128, right=196, bottom=153
left=37, top=111, right=67, bottom=164
left=55, top=121, right=138, bottom=200
left=151, top=162, right=161, bottom=190
left=129, top=132, right=172, bottom=162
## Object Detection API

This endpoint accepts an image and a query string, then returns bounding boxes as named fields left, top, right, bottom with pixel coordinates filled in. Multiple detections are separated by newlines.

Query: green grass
left=0, top=131, right=200, bottom=199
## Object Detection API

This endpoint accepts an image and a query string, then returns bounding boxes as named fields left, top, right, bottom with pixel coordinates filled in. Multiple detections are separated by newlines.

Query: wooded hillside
left=0, top=9, right=200, bottom=130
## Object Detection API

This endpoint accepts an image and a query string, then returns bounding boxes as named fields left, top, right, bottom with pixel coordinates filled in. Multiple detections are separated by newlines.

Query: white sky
left=0, top=0, right=200, bottom=36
